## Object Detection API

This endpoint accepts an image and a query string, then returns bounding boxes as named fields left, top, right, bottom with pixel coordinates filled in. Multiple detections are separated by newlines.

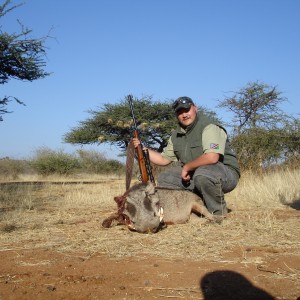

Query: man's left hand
left=181, top=167, right=191, bottom=181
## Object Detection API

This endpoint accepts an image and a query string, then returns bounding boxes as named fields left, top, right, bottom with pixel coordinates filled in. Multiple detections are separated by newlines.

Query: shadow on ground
left=200, top=270, right=275, bottom=300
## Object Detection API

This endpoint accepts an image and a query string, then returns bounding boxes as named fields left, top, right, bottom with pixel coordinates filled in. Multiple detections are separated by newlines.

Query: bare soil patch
left=0, top=180, right=299, bottom=299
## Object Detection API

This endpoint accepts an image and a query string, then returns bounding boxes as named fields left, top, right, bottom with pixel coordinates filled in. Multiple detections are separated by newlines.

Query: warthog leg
left=191, top=202, right=224, bottom=224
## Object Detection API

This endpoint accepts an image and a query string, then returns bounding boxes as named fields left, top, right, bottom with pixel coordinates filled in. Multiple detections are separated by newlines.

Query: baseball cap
left=172, top=96, right=195, bottom=112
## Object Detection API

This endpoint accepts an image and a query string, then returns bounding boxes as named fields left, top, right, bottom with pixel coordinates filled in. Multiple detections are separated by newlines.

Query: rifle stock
left=133, top=131, right=149, bottom=183
left=128, top=95, right=155, bottom=185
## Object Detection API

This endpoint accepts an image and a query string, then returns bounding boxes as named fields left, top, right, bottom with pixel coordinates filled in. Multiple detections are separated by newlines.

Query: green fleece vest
left=171, top=112, right=240, bottom=177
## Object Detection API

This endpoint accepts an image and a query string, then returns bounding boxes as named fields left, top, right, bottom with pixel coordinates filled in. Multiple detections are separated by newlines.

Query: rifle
left=127, top=95, right=155, bottom=185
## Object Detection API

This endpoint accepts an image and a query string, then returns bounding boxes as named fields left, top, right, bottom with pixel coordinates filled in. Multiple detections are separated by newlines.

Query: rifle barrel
left=127, top=95, right=138, bottom=131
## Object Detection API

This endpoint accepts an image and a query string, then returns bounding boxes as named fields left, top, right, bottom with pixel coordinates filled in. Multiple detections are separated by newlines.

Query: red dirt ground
left=0, top=245, right=299, bottom=300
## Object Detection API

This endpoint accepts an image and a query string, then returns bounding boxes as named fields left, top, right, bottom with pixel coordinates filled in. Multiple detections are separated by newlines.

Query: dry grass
left=0, top=172, right=124, bottom=182
left=0, top=169, right=299, bottom=265
left=228, top=169, right=300, bottom=209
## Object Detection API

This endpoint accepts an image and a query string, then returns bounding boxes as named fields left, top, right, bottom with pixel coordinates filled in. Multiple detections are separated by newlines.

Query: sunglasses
left=172, top=97, right=194, bottom=110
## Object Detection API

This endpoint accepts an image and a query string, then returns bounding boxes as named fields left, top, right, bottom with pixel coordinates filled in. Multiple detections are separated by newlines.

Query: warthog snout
left=123, top=182, right=163, bottom=232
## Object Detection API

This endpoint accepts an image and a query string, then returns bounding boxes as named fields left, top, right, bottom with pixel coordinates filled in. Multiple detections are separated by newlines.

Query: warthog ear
left=114, top=195, right=123, bottom=207
left=145, top=182, right=156, bottom=196
left=114, top=195, right=126, bottom=213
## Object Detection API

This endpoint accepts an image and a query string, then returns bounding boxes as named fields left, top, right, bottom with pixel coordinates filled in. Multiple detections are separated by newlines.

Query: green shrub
left=29, top=148, right=124, bottom=176
left=30, top=148, right=80, bottom=176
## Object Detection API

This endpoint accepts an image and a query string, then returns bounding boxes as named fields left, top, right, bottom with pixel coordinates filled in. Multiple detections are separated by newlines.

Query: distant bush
left=0, top=157, right=33, bottom=180
left=28, top=148, right=124, bottom=176
left=77, top=149, right=124, bottom=175
left=1, top=148, right=125, bottom=178
left=30, top=148, right=80, bottom=176
left=282, top=155, right=300, bottom=169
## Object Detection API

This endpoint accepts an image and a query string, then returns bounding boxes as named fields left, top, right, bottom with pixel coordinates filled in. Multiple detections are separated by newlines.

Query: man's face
left=176, top=105, right=198, bottom=127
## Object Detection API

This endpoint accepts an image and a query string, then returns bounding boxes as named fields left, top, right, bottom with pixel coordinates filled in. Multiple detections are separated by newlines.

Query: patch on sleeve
left=210, top=143, right=219, bottom=150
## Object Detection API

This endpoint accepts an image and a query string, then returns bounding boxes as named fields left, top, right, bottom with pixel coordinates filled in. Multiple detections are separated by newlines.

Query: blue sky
left=1, top=0, right=299, bottom=161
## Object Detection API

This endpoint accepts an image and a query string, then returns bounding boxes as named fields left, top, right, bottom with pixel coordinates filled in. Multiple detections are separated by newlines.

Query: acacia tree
left=0, top=0, right=50, bottom=121
left=280, top=117, right=300, bottom=166
left=64, top=95, right=220, bottom=153
left=218, top=81, right=287, bottom=135
left=218, top=81, right=299, bottom=169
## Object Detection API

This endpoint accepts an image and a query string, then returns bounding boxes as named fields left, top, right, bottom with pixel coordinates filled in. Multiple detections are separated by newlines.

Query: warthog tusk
left=127, top=222, right=136, bottom=231
left=159, top=207, right=164, bottom=222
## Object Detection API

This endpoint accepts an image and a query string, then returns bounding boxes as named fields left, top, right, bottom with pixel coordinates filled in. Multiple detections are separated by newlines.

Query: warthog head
left=122, top=182, right=164, bottom=233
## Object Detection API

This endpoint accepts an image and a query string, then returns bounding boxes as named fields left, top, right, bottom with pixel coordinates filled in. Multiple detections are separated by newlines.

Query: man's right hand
left=132, top=138, right=141, bottom=148
left=132, top=138, right=172, bottom=167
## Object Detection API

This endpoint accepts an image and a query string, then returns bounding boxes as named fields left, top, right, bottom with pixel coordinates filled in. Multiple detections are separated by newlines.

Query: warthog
left=102, top=182, right=219, bottom=233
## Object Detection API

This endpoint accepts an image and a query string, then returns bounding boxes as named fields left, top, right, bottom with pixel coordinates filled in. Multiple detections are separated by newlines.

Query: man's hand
left=181, top=165, right=191, bottom=181
left=181, top=153, right=220, bottom=181
left=132, top=137, right=141, bottom=148
left=132, top=138, right=172, bottom=167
